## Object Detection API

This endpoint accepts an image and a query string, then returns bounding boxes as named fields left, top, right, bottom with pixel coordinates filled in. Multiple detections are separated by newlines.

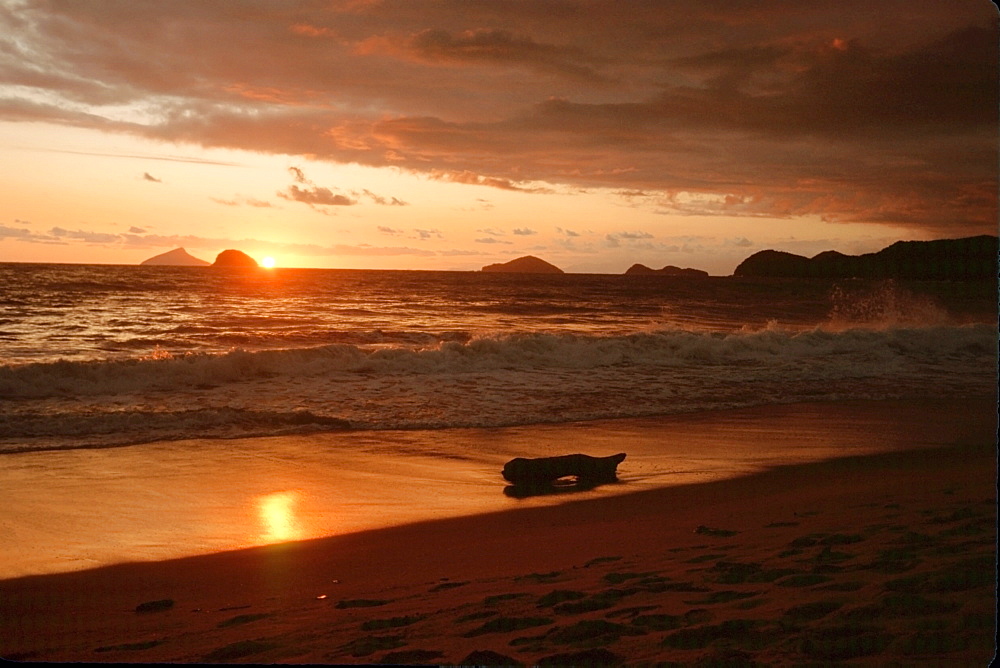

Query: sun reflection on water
left=257, top=491, right=301, bottom=542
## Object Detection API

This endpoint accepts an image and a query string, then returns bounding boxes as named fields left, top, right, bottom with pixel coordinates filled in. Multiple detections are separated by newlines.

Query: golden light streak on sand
left=257, top=490, right=300, bottom=542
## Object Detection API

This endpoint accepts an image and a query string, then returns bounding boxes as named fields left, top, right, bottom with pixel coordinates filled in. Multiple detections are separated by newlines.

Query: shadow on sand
left=503, top=476, right=622, bottom=499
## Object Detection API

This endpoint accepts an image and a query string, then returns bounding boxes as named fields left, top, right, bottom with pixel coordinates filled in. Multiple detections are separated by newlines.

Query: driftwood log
left=502, top=453, right=626, bottom=486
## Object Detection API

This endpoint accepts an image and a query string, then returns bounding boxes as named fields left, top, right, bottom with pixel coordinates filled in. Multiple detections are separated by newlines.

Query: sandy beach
left=1, top=399, right=996, bottom=665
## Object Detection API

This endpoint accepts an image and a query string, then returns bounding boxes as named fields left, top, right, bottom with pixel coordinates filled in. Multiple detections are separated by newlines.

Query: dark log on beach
left=502, top=453, right=626, bottom=485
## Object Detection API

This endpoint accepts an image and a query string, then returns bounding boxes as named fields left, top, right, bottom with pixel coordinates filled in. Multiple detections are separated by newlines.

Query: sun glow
left=261, top=256, right=276, bottom=268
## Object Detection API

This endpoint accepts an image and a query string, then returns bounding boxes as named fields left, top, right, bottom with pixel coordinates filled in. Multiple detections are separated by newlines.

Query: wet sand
left=1, top=399, right=996, bottom=664
left=0, top=399, right=990, bottom=579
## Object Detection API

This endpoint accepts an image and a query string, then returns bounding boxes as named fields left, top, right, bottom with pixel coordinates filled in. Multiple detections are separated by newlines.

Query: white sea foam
left=0, top=324, right=991, bottom=400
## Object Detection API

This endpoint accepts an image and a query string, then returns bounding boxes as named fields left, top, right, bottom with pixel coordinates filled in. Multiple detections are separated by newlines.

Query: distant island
left=140, top=248, right=210, bottom=266
left=212, top=249, right=259, bottom=268
left=734, top=235, right=998, bottom=281
left=625, top=264, right=709, bottom=278
left=482, top=255, right=564, bottom=274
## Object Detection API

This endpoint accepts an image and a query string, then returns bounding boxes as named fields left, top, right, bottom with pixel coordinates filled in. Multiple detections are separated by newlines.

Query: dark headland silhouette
left=482, top=255, right=564, bottom=274
left=734, top=235, right=998, bottom=280
left=625, top=264, right=709, bottom=277
left=140, top=248, right=210, bottom=266
left=212, top=249, right=260, bottom=268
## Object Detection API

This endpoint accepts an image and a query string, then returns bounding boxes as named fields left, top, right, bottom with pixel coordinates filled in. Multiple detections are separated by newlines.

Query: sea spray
left=826, top=279, right=954, bottom=329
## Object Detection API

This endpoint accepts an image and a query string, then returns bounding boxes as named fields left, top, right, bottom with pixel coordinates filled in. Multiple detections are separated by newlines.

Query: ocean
left=1, top=263, right=996, bottom=453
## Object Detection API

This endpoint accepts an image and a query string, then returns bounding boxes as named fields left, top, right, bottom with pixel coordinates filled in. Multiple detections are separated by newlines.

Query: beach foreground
left=2, top=406, right=997, bottom=665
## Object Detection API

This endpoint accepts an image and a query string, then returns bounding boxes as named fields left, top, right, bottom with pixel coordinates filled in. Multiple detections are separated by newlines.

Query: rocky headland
left=733, top=235, right=998, bottom=280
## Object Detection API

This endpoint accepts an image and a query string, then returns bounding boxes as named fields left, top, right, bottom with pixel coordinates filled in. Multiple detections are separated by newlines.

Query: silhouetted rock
left=625, top=263, right=709, bottom=277
left=212, top=249, right=259, bottom=268
left=733, top=236, right=998, bottom=280
left=482, top=255, right=564, bottom=274
left=140, top=248, right=210, bottom=266
left=502, top=453, right=626, bottom=486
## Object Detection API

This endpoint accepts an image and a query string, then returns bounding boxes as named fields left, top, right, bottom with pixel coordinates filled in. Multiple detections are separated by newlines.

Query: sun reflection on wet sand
left=257, top=491, right=301, bottom=543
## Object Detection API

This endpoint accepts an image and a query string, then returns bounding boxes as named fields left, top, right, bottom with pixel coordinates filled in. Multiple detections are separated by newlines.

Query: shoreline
left=1, top=399, right=996, bottom=664
left=1, top=398, right=994, bottom=580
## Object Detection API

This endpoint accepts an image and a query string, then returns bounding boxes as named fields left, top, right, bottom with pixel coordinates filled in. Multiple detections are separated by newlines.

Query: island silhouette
left=139, top=248, right=210, bottom=266
left=625, top=264, right=709, bottom=277
left=212, top=250, right=260, bottom=268
left=481, top=256, right=564, bottom=274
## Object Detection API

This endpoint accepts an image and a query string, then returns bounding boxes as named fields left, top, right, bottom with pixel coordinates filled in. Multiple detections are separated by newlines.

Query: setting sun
left=261, top=256, right=276, bottom=269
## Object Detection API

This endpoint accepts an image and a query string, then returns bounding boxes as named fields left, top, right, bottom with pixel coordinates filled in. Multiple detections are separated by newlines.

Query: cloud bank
left=1, top=1, right=995, bottom=236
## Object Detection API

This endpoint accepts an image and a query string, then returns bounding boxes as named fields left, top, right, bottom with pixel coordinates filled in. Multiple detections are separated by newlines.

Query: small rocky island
left=212, top=249, right=260, bottom=268
left=625, top=264, right=709, bottom=277
left=140, top=248, right=210, bottom=266
left=482, top=255, right=564, bottom=274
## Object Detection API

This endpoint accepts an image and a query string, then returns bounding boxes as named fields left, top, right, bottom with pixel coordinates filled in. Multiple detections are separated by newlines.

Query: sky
left=0, top=0, right=996, bottom=274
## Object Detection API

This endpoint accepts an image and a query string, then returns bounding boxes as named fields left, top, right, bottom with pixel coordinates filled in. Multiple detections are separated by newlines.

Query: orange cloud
left=278, top=184, right=356, bottom=208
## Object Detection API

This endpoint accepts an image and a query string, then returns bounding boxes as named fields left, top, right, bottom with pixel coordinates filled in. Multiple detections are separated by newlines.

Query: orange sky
left=1, top=1, right=996, bottom=274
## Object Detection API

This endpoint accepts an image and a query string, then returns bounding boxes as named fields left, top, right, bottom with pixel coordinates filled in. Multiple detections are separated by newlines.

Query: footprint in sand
left=630, top=613, right=682, bottom=631
left=516, top=571, right=563, bottom=583
left=660, top=619, right=778, bottom=651
left=694, top=525, right=739, bottom=537
left=552, top=588, right=636, bottom=614
left=776, top=573, right=832, bottom=588
left=602, top=571, right=655, bottom=585
left=361, top=615, right=427, bottom=631
left=547, top=619, right=646, bottom=645
left=537, top=648, right=620, bottom=666
left=202, top=639, right=280, bottom=662
left=583, top=556, right=623, bottom=568
left=93, top=640, right=163, bottom=653
left=429, top=580, right=469, bottom=592
left=535, top=590, right=586, bottom=607
left=334, top=598, right=392, bottom=609
left=462, top=616, right=554, bottom=637
left=683, top=590, right=760, bottom=605
left=378, top=648, right=444, bottom=664
left=134, top=599, right=174, bottom=613
left=605, top=605, right=660, bottom=619
left=460, top=650, right=520, bottom=665
left=799, top=625, right=893, bottom=661
left=782, top=600, right=844, bottom=624
left=216, top=612, right=271, bottom=628
left=457, top=610, right=497, bottom=622
left=336, top=634, right=406, bottom=658
left=484, top=592, right=531, bottom=606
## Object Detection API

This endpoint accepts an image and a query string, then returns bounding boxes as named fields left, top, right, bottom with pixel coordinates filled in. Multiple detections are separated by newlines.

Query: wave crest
left=1, top=324, right=993, bottom=400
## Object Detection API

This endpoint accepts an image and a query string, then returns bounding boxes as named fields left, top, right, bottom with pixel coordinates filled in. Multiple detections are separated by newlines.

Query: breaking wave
left=2, top=324, right=994, bottom=400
